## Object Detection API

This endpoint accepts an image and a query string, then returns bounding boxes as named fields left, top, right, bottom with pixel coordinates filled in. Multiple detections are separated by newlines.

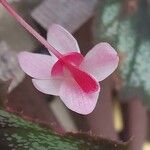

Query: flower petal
left=59, top=79, right=100, bottom=115
left=80, top=42, right=119, bottom=81
left=32, top=78, right=62, bottom=96
left=18, top=52, right=54, bottom=79
left=51, top=52, right=84, bottom=76
left=47, top=24, right=80, bottom=59
left=66, top=63, right=99, bottom=93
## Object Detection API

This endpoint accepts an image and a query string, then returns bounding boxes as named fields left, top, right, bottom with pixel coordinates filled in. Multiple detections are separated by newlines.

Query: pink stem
left=0, top=0, right=99, bottom=93
left=0, top=0, right=62, bottom=59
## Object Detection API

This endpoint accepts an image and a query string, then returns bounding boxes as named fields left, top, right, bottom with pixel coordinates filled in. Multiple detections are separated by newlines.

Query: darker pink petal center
left=51, top=52, right=99, bottom=94
left=51, top=52, right=84, bottom=76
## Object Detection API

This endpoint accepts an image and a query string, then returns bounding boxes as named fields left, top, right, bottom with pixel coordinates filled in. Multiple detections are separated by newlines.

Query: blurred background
left=0, top=0, right=150, bottom=150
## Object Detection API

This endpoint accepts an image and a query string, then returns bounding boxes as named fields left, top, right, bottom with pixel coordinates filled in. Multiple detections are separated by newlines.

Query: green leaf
left=0, top=81, right=128, bottom=150
left=94, top=0, right=150, bottom=105
left=0, top=109, right=128, bottom=150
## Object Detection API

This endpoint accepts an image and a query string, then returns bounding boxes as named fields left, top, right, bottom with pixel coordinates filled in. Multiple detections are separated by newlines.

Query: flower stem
left=0, top=0, right=63, bottom=59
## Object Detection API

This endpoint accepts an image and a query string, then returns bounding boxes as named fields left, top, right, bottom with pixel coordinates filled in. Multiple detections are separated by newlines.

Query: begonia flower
left=18, top=24, right=119, bottom=114
left=0, top=0, right=119, bottom=114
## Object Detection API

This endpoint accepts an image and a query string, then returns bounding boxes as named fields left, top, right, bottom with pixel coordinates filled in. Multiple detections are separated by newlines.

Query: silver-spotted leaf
left=94, top=0, right=150, bottom=105
left=0, top=109, right=128, bottom=150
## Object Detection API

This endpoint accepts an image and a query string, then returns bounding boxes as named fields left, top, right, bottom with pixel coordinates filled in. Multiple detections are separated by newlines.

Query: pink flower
left=18, top=24, right=119, bottom=115
left=1, top=0, right=119, bottom=114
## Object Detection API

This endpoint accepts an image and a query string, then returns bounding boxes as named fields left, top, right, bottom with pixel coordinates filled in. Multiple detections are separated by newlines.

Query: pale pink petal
left=59, top=79, right=100, bottom=115
left=80, top=42, right=119, bottom=81
left=47, top=24, right=80, bottom=59
left=18, top=51, right=55, bottom=79
left=32, top=78, right=62, bottom=96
